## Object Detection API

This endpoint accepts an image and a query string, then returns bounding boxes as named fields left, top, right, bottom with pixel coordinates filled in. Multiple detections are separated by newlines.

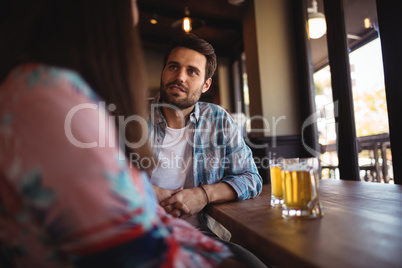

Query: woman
left=0, top=1, right=244, bottom=267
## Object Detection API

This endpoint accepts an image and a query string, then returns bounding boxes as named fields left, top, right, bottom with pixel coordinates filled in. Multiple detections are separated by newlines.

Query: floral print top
left=0, top=63, right=232, bottom=268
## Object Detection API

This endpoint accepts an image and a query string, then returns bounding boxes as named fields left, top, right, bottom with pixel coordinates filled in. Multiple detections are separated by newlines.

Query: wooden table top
left=205, top=180, right=402, bottom=268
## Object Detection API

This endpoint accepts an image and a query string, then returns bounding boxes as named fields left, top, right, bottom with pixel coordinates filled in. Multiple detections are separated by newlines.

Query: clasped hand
left=152, top=185, right=208, bottom=218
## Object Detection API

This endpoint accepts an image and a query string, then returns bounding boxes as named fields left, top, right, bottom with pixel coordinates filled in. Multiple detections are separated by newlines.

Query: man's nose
left=175, top=68, right=187, bottom=83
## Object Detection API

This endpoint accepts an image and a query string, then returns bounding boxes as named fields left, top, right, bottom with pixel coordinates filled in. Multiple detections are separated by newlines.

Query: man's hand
left=160, top=187, right=208, bottom=219
left=156, top=183, right=237, bottom=218
left=152, top=185, right=183, bottom=203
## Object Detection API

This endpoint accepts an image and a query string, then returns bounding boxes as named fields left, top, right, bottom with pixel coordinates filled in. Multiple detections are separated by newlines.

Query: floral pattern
left=0, top=64, right=232, bottom=267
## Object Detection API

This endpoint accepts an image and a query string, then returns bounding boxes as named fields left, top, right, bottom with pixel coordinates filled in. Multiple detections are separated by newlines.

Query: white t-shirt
left=150, top=124, right=200, bottom=226
left=150, top=125, right=194, bottom=189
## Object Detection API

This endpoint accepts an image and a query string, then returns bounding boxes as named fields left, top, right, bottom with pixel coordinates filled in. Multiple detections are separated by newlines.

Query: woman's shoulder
left=0, top=63, right=100, bottom=103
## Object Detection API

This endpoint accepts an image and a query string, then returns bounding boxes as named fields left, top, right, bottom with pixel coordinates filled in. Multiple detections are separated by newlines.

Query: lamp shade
left=308, top=12, right=326, bottom=39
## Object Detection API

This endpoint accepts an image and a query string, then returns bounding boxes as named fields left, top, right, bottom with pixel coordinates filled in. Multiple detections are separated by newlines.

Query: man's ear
left=202, top=78, right=212, bottom=93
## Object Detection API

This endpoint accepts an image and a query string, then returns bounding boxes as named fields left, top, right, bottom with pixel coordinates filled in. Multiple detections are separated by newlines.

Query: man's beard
left=160, top=80, right=203, bottom=110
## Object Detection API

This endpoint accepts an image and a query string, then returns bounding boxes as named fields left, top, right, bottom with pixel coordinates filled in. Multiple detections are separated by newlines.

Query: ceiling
left=137, top=0, right=247, bottom=57
left=137, top=0, right=379, bottom=69
left=312, top=0, right=379, bottom=70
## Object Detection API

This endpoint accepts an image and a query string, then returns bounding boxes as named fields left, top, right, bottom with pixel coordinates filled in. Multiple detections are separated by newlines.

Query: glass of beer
left=269, top=158, right=298, bottom=207
left=269, top=158, right=284, bottom=207
left=281, top=157, right=323, bottom=219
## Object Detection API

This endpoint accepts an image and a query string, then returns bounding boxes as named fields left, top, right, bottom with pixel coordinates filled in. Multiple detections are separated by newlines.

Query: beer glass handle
left=307, top=169, right=318, bottom=210
left=307, top=169, right=324, bottom=216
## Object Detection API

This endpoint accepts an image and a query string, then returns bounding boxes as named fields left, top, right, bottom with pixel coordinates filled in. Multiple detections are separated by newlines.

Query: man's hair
left=163, top=33, right=217, bottom=80
left=0, top=0, right=154, bottom=165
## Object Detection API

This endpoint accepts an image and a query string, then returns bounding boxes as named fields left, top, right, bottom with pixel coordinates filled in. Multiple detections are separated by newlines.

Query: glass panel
left=343, top=0, right=393, bottom=183
left=312, top=0, right=393, bottom=183
left=308, top=0, right=339, bottom=180
left=314, top=66, right=339, bottom=180
left=349, top=38, right=393, bottom=183
left=241, top=52, right=250, bottom=119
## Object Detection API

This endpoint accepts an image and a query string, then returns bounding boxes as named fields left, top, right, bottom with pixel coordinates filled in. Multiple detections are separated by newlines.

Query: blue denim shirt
left=148, top=94, right=262, bottom=201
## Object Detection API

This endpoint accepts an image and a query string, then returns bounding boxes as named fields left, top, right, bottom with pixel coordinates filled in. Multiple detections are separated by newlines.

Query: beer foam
left=284, top=164, right=313, bottom=172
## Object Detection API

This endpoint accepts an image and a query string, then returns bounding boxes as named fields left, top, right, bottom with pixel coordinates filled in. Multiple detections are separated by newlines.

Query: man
left=148, top=34, right=262, bottom=238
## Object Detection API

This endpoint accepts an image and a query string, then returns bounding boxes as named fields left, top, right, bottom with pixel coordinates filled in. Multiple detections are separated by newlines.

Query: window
left=311, top=0, right=394, bottom=183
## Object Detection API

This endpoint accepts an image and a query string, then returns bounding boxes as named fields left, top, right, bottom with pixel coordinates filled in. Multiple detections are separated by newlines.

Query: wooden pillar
left=376, top=1, right=402, bottom=185
left=290, top=0, right=320, bottom=158
left=323, top=0, right=360, bottom=181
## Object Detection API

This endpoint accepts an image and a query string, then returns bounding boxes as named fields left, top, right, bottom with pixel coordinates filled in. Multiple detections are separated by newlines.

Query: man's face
left=160, top=47, right=211, bottom=110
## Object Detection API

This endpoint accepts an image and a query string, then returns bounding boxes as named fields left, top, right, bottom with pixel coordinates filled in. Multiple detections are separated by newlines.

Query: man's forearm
left=202, top=182, right=237, bottom=204
left=214, top=171, right=262, bottom=201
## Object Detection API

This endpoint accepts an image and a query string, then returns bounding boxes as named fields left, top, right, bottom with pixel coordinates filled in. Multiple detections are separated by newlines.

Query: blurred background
left=137, top=0, right=399, bottom=184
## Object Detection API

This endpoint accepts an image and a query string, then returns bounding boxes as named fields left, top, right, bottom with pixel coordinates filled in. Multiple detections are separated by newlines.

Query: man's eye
left=188, top=69, right=197, bottom=76
left=168, top=65, right=178, bottom=71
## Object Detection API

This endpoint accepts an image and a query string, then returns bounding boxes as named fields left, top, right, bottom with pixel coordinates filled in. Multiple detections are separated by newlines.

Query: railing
left=321, top=133, right=392, bottom=183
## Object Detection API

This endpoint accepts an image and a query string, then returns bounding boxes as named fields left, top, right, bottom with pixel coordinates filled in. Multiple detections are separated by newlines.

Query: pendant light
left=171, top=4, right=205, bottom=33
left=307, top=0, right=327, bottom=39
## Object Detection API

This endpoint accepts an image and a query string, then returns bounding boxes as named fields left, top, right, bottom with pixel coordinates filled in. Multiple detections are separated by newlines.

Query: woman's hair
left=162, top=33, right=217, bottom=81
left=0, top=0, right=154, bottom=166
